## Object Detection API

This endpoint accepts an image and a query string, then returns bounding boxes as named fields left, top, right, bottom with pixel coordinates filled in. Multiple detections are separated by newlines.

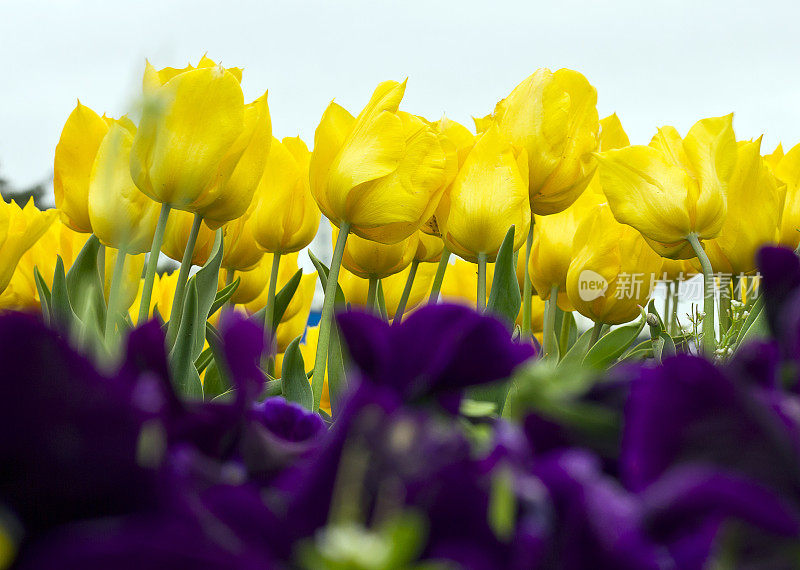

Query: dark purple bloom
left=336, top=304, right=535, bottom=412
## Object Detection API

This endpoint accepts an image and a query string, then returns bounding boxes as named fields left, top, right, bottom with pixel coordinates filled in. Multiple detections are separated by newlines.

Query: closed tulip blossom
left=775, top=142, right=800, bottom=250
left=53, top=101, right=111, bottom=233
left=566, top=204, right=662, bottom=326
left=162, top=209, right=216, bottom=266
left=0, top=200, right=56, bottom=296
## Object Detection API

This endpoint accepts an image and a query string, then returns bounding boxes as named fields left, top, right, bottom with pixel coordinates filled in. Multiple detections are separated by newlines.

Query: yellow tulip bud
left=775, top=142, right=800, bottom=249
left=309, top=80, right=448, bottom=244
left=528, top=182, right=603, bottom=301
left=142, top=56, right=243, bottom=91
left=339, top=261, right=437, bottom=318
left=252, top=136, right=320, bottom=254
left=242, top=252, right=316, bottom=323
left=336, top=225, right=418, bottom=280
left=0, top=200, right=56, bottom=296
left=272, top=274, right=316, bottom=353
left=764, top=142, right=784, bottom=172
left=443, top=124, right=530, bottom=262
left=566, top=204, right=662, bottom=325
left=132, top=60, right=271, bottom=225
left=88, top=119, right=161, bottom=253
left=54, top=101, right=111, bottom=233
left=103, top=249, right=145, bottom=313
left=220, top=212, right=263, bottom=272
left=414, top=231, right=444, bottom=263
left=221, top=257, right=270, bottom=306
left=700, top=138, right=782, bottom=274
left=596, top=115, right=737, bottom=259
left=493, top=68, right=599, bottom=215
left=162, top=209, right=216, bottom=266
left=440, top=257, right=495, bottom=307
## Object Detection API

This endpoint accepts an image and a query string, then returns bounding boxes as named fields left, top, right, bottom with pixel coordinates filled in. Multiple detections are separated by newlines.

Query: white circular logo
left=577, top=270, right=608, bottom=301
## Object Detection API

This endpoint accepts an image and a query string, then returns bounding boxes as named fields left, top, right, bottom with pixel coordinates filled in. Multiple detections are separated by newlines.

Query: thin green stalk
left=428, top=246, right=451, bottom=303
left=670, top=279, right=679, bottom=336
left=166, top=212, right=203, bottom=345
left=476, top=253, right=487, bottom=312
left=589, top=320, right=603, bottom=348
left=393, top=260, right=419, bottom=325
left=263, top=253, right=282, bottom=373
left=97, top=244, right=106, bottom=280
left=719, top=278, right=732, bottom=335
left=542, top=285, right=559, bottom=358
left=521, top=222, right=534, bottom=341
left=311, top=221, right=350, bottom=411
left=687, top=233, right=716, bottom=356
left=558, top=309, right=572, bottom=355
left=664, top=281, right=672, bottom=330
left=104, top=248, right=128, bottom=341
left=225, top=269, right=235, bottom=287
left=366, top=276, right=379, bottom=314
left=137, top=203, right=171, bottom=324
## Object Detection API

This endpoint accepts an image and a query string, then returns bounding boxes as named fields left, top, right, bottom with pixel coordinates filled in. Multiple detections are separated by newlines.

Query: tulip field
left=3, top=56, right=800, bottom=569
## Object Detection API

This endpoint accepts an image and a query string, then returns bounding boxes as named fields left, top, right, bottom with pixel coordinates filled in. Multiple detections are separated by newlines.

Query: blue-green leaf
left=487, top=226, right=521, bottom=329
left=208, top=277, right=240, bottom=318
left=282, top=335, right=312, bottom=409
left=583, top=317, right=645, bottom=369
left=169, top=279, right=203, bottom=399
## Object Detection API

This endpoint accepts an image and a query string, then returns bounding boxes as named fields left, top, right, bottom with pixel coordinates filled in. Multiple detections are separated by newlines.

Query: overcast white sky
left=1, top=0, right=798, bottom=191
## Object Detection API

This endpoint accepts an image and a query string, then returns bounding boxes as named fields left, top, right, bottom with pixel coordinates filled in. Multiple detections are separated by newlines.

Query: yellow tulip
left=0, top=219, right=88, bottom=310
left=414, top=231, right=444, bottom=263
left=53, top=101, right=111, bottom=233
left=339, top=261, right=437, bottom=318
left=700, top=138, right=782, bottom=274
left=660, top=258, right=697, bottom=281
left=336, top=225, right=418, bottom=280
left=103, top=249, right=145, bottom=313
left=566, top=204, right=662, bottom=325
left=162, top=209, right=216, bottom=266
left=272, top=274, right=316, bottom=353
left=440, top=257, right=495, bottom=307
left=764, top=142, right=784, bottom=172
left=142, top=55, right=243, bottom=90
left=220, top=211, right=263, bottom=271
left=0, top=200, right=57, bottom=296
left=528, top=181, right=603, bottom=301
left=443, top=124, right=530, bottom=262
left=419, top=117, right=473, bottom=238
left=493, top=68, right=599, bottom=215
left=275, top=325, right=331, bottom=414
left=131, top=270, right=180, bottom=321
left=515, top=294, right=546, bottom=333
left=88, top=118, right=161, bottom=253
left=775, top=142, right=800, bottom=249
left=222, top=256, right=270, bottom=306
left=595, top=115, right=737, bottom=259
left=252, top=136, right=320, bottom=254
left=309, top=80, right=448, bottom=244
left=132, top=59, right=271, bottom=226
left=599, top=113, right=630, bottom=151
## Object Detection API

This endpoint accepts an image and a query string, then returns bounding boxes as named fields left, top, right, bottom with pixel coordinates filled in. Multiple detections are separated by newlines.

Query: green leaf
left=33, top=266, right=51, bottom=323
left=558, top=311, right=577, bottom=356
left=487, top=226, right=521, bottom=329
left=208, top=277, right=240, bottom=318
left=50, top=256, right=76, bottom=333
left=308, top=250, right=346, bottom=306
left=460, top=399, right=497, bottom=418
left=66, top=235, right=104, bottom=323
left=736, top=303, right=769, bottom=348
left=169, top=279, right=203, bottom=399
left=326, top=321, right=347, bottom=416
left=194, top=346, right=214, bottom=375
left=557, top=328, right=593, bottom=370
left=282, top=335, right=312, bottom=409
left=251, top=269, right=302, bottom=329
left=488, top=468, right=517, bottom=541
left=582, top=317, right=646, bottom=369
left=376, top=280, right=388, bottom=321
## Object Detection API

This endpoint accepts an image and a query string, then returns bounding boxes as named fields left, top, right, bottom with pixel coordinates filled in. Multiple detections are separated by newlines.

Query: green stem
left=476, top=253, right=487, bottom=312
left=670, top=279, right=679, bottom=336
left=664, top=281, right=671, bottom=331
left=166, top=212, right=203, bottom=345
left=311, top=221, right=350, bottom=411
left=366, top=276, right=379, bottom=314
left=225, top=268, right=235, bottom=287
left=589, top=320, right=603, bottom=348
left=137, top=203, right=171, bottom=324
left=428, top=246, right=451, bottom=303
left=264, top=252, right=282, bottom=372
left=104, top=248, right=128, bottom=341
left=687, top=233, right=716, bottom=356
left=521, top=222, right=534, bottom=341
left=558, top=309, right=572, bottom=355
left=719, top=278, right=731, bottom=335
left=393, top=260, right=419, bottom=325
left=542, top=285, right=559, bottom=358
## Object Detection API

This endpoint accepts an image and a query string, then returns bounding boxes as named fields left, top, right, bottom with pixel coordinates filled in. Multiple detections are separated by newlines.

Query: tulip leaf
left=33, top=266, right=51, bottom=323
left=250, top=268, right=302, bottom=329
left=652, top=332, right=676, bottom=363
left=488, top=467, right=517, bottom=541
left=308, top=250, right=346, bottom=307
left=169, top=279, right=204, bottom=399
left=50, top=256, right=77, bottom=333
left=191, top=230, right=224, bottom=357
left=582, top=317, right=646, bottom=370
left=487, top=226, right=521, bottom=329
left=202, top=321, right=232, bottom=400
left=194, top=346, right=214, bottom=375
left=736, top=302, right=769, bottom=348
left=558, top=311, right=578, bottom=356
left=557, top=328, right=594, bottom=370
left=326, top=322, right=347, bottom=416
left=208, top=277, right=240, bottom=318
left=66, top=235, right=105, bottom=325
left=282, top=335, right=312, bottom=410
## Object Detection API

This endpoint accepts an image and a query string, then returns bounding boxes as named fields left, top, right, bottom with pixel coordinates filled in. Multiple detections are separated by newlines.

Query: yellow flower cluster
left=0, top=56, right=793, bottom=399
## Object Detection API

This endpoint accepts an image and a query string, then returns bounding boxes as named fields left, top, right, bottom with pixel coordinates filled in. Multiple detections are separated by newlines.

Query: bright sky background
left=1, top=0, right=798, bottom=193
